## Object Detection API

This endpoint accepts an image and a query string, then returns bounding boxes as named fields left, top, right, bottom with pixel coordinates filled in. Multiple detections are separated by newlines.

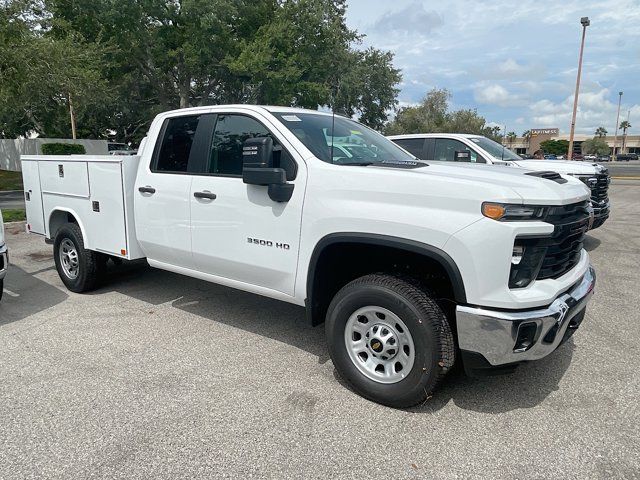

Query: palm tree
left=595, top=126, right=607, bottom=138
left=522, top=130, right=531, bottom=145
left=506, top=131, right=517, bottom=148
left=620, top=120, right=631, bottom=153
left=620, top=120, right=631, bottom=135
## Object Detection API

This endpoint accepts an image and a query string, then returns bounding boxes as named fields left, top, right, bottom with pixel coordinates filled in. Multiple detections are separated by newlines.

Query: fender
left=47, top=208, right=88, bottom=245
left=305, top=232, right=468, bottom=324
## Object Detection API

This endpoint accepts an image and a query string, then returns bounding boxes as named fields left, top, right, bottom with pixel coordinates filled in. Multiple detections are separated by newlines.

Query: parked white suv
left=0, top=211, right=7, bottom=301
left=388, top=133, right=610, bottom=229
left=23, top=106, right=596, bottom=407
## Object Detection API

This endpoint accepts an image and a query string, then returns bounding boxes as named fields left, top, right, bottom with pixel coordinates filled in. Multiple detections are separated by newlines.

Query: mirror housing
left=454, top=150, right=471, bottom=162
left=242, top=137, right=294, bottom=202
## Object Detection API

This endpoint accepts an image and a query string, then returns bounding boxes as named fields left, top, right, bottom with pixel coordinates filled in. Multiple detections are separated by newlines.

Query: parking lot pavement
left=1, top=184, right=639, bottom=479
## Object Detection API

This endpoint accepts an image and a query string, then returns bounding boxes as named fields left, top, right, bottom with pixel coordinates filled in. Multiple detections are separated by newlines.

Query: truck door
left=134, top=114, right=210, bottom=269
left=189, top=112, right=305, bottom=296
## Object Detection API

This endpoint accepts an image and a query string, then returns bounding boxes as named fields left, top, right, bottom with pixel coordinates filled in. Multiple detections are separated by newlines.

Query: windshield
left=272, top=112, right=417, bottom=165
left=468, top=136, right=521, bottom=161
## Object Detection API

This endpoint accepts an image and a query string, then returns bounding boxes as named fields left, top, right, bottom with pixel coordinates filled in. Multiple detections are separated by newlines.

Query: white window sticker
left=281, top=115, right=301, bottom=122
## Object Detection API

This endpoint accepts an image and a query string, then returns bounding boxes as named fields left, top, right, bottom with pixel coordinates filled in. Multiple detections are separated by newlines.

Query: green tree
left=582, top=137, right=610, bottom=156
left=540, top=139, right=570, bottom=156
left=385, top=88, right=501, bottom=140
left=506, top=131, right=517, bottom=147
left=6, top=0, right=401, bottom=141
left=620, top=120, right=631, bottom=135
left=595, top=126, right=607, bottom=138
left=228, top=0, right=400, bottom=128
left=620, top=120, right=631, bottom=152
left=0, top=0, right=111, bottom=138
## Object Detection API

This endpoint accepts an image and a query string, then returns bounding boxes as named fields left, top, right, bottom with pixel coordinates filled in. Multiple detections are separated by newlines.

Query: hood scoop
left=525, top=170, right=568, bottom=184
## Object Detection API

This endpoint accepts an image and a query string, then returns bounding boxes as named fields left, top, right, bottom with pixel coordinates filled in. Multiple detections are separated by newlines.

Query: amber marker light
left=481, top=203, right=505, bottom=220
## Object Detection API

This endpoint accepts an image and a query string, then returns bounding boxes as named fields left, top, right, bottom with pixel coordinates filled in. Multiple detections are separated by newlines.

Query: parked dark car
left=615, top=153, right=638, bottom=161
left=597, top=155, right=611, bottom=162
left=544, top=154, right=557, bottom=160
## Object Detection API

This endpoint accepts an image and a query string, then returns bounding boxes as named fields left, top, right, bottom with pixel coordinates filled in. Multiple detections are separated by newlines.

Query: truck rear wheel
left=325, top=274, right=455, bottom=408
left=53, top=223, right=101, bottom=293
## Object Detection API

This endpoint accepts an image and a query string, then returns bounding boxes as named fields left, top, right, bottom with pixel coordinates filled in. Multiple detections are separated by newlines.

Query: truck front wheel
left=53, top=223, right=101, bottom=293
left=325, top=274, right=455, bottom=408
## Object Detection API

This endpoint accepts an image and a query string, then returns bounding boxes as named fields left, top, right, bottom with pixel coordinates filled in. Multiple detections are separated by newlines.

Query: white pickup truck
left=22, top=105, right=596, bottom=407
left=388, top=133, right=611, bottom=229
left=0, top=211, right=7, bottom=301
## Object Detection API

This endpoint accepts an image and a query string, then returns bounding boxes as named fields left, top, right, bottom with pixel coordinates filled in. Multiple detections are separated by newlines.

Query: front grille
left=579, top=173, right=609, bottom=204
left=535, top=201, right=590, bottom=280
left=590, top=174, right=609, bottom=203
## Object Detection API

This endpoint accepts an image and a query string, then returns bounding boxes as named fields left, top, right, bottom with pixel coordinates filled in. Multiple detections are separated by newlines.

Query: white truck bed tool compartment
left=20, top=155, right=144, bottom=260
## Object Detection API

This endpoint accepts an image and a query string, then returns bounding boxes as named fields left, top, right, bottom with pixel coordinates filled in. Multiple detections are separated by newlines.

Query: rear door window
left=153, top=115, right=202, bottom=173
left=393, top=138, right=425, bottom=158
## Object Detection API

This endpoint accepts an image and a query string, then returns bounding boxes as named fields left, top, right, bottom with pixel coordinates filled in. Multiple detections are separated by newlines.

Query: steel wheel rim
left=59, top=238, right=79, bottom=280
left=344, top=306, right=416, bottom=384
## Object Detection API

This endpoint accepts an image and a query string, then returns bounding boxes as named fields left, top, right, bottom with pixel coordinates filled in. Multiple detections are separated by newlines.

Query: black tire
left=325, top=274, right=455, bottom=408
left=53, top=223, right=101, bottom=293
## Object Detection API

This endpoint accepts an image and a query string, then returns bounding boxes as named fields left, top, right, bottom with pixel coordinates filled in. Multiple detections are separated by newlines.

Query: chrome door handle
left=194, top=191, right=217, bottom=200
left=138, top=186, right=156, bottom=194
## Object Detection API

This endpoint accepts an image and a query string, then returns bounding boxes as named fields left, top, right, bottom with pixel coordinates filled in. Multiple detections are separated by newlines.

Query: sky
left=345, top=0, right=640, bottom=136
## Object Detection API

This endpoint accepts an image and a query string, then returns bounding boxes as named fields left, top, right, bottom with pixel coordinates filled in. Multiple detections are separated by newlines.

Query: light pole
left=612, top=91, right=623, bottom=161
left=567, top=16, right=590, bottom=160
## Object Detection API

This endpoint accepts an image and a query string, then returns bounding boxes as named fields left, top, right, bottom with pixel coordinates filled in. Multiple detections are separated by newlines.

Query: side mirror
left=242, top=137, right=294, bottom=202
left=454, top=150, right=471, bottom=162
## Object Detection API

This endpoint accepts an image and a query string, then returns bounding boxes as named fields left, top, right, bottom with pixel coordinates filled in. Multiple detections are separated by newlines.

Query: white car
left=0, top=210, right=7, bottom=301
left=388, top=133, right=610, bottom=229
left=22, top=106, right=595, bottom=407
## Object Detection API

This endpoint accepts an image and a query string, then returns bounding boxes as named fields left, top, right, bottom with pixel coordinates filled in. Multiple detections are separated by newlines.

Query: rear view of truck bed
left=21, top=155, right=145, bottom=260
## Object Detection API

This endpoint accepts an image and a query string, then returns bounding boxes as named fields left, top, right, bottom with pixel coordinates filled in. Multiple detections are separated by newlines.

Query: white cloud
left=529, top=88, right=640, bottom=133
left=371, top=1, right=443, bottom=37
left=496, top=59, right=541, bottom=77
left=474, top=84, right=527, bottom=107
left=346, top=0, right=640, bottom=135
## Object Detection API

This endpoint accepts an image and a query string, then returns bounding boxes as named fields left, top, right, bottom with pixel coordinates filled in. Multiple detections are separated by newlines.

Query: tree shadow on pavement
left=94, top=261, right=574, bottom=413
left=0, top=265, right=68, bottom=326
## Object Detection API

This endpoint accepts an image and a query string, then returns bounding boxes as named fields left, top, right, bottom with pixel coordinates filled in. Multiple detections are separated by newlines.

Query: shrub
left=41, top=143, right=86, bottom=155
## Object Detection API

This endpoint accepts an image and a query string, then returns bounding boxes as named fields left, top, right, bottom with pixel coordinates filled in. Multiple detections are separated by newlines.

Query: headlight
left=482, top=203, right=547, bottom=221
left=576, top=175, right=597, bottom=187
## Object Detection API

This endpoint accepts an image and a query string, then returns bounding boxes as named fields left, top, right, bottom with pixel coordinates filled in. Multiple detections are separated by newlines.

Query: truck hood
left=366, top=161, right=590, bottom=205
left=510, top=159, right=608, bottom=175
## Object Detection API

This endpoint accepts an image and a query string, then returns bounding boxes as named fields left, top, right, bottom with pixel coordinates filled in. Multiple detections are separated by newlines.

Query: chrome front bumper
left=456, top=266, right=595, bottom=367
left=0, top=243, right=7, bottom=280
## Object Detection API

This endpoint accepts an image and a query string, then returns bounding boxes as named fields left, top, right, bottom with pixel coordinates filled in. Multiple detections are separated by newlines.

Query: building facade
left=505, top=128, right=640, bottom=156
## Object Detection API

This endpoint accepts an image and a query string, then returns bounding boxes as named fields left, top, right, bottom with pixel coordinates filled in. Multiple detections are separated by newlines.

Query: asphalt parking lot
left=1, top=182, right=639, bottom=479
